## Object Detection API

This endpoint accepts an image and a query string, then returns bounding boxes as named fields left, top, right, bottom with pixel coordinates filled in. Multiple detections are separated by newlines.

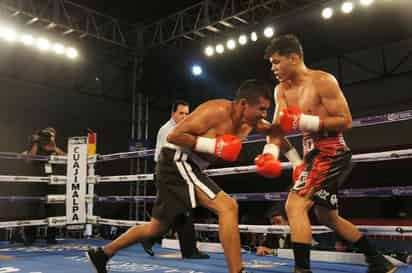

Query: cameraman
left=28, top=128, right=65, bottom=157
left=27, top=127, right=65, bottom=244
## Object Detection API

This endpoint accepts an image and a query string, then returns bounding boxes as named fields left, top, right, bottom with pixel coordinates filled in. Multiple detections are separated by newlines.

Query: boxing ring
left=1, top=110, right=412, bottom=273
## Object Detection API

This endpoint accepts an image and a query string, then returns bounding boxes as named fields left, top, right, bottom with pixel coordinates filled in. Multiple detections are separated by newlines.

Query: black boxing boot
left=86, top=247, right=109, bottom=273
left=142, top=239, right=155, bottom=256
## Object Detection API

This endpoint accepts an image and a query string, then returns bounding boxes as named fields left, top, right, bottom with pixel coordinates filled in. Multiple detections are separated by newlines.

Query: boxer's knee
left=216, top=194, right=238, bottom=216
left=285, top=192, right=313, bottom=218
left=145, top=218, right=169, bottom=237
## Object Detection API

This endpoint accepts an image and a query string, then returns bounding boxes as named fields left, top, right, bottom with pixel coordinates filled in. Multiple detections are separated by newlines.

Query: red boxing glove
left=255, top=154, right=282, bottom=178
left=195, top=135, right=241, bottom=161
left=215, top=135, right=242, bottom=161
left=255, top=144, right=282, bottom=178
left=279, top=107, right=322, bottom=133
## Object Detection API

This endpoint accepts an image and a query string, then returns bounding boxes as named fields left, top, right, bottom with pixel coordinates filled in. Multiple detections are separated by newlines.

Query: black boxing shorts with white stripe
left=152, top=147, right=222, bottom=227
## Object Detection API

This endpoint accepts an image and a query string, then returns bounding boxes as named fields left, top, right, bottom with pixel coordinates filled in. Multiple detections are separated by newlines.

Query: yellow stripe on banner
left=88, top=144, right=96, bottom=155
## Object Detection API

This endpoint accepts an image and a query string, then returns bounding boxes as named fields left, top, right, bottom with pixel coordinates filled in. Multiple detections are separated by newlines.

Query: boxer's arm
left=54, top=147, right=66, bottom=156
left=273, top=85, right=287, bottom=126
left=316, top=73, right=352, bottom=131
left=266, top=86, right=296, bottom=154
left=256, top=88, right=303, bottom=168
left=28, top=143, right=38, bottom=156
left=255, top=119, right=293, bottom=154
left=167, top=102, right=221, bottom=149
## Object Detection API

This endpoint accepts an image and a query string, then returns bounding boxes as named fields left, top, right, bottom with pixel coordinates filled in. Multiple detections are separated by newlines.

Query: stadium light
left=263, top=26, right=274, bottom=38
left=322, top=7, right=334, bottom=19
left=238, top=35, right=247, bottom=45
left=204, top=46, right=214, bottom=57
left=226, top=39, right=236, bottom=50
left=341, top=2, right=354, bottom=14
left=192, top=65, right=202, bottom=76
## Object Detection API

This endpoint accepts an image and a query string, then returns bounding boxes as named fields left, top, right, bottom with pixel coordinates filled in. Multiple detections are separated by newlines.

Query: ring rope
left=0, top=110, right=411, bottom=163
left=0, top=148, right=410, bottom=184
left=93, top=217, right=412, bottom=236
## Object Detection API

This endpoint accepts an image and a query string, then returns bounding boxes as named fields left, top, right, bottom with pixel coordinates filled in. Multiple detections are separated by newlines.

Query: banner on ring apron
left=66, top=136, right=87, bottom=229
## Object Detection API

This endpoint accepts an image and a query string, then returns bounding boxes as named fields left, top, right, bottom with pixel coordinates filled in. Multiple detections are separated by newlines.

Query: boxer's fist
left=279, top=107, right=302, bottom=132
left=255, top=153, right=282, bottom=178
left=195, top=135, right=241, bottom=161
left=215, top=135, right=241, bottom=161
left=279, top=107, right=322, bottom=133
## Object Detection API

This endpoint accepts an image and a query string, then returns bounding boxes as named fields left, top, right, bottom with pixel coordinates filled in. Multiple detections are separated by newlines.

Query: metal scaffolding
left=142, top=0, right=326, bottom=48
left=0, top=0, right=135, bottom=48
left=0, top=0, right=147, bottom=220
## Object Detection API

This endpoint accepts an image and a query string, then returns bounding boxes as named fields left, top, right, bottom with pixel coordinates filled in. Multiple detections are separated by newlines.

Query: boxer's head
left=171, top=100, right=190, bottom=124
left=265, top=34, right=304, bottom=82
left=235, top=79, right=271, bottom=126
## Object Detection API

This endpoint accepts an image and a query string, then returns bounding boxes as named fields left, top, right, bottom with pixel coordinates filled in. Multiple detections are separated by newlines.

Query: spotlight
left=341, top=2, right=354, bottom=14
left=204, top=46, right=214, bottom=57
left=36, top=38, right=50, bottom=50
left=226, top=39, right=236, bottom=50
left=0, top=27, right=17, bottom=42
left=66, top=47, right=78, bottom=59
left=215, top=44, right=224, bottom=54
left=263, top=26, right=274, bottom=38
left=322, top=7, right=334, bottom=19
left=250, top=32, right=258, bottom=42
left=238, top=35, right=247, bottom=45
left=20, top=34, right=33, bottom=45
left=53, top=43, right=65, bottom=55
left=192, top=65, right=202, bottom=76
left=360, top=0, right=374, bottom=6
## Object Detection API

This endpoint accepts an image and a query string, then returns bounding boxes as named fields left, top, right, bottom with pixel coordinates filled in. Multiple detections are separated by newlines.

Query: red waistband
left=302, top=132, right=348, bottom=155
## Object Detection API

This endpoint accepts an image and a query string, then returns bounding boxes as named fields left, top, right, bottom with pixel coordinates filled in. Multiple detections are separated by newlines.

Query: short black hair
left=171, top=100, right=189, bottom=113
left=264, top=34, right=304, bottom=60
left=235, top=79, right=271, bottom=104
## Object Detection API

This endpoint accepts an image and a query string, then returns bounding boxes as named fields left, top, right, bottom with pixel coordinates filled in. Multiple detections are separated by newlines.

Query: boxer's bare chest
left=283, top=79, right=326, bottom=116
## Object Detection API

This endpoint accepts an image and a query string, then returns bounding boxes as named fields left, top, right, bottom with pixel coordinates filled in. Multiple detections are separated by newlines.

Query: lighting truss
left=0, top=0, right=135, bottom=48
left=142, top=0, right=325, bottom=48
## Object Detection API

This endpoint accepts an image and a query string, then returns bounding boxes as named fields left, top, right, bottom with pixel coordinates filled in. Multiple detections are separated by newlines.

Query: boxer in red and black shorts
left=292, top=132, right=352, bottom=209
left=258, top=34, right=397, bottom=273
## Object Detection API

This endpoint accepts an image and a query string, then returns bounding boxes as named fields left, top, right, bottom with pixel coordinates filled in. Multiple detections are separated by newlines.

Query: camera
left=38, top=128, right=54, bottom=146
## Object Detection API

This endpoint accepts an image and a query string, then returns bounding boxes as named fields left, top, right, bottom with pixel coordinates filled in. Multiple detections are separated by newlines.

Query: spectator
left=26, top=127, right=65, bottom=244
left=256, top=202, right=291, bottom=256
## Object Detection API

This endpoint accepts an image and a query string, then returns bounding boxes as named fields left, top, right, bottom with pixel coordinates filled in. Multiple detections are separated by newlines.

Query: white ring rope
left=92, top=148, right=412, bottom=183
left=0, top=148, right=410, bottom=184
left=92, top=217, right=412, bottom=236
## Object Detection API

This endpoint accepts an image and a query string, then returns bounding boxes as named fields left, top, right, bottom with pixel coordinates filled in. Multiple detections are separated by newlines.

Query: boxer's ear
left=289, top=53, right=300, bottom=64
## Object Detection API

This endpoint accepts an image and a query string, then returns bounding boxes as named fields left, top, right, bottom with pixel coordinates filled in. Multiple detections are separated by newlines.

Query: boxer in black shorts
left=152, top=148, right=222, bottom=228
left=86, top=79, right=290, bottom=273
left=259, top=34, right=397, bottom=273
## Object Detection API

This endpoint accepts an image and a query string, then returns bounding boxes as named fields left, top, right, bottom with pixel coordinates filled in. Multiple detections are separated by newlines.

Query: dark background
left=0, top=0, right=411, bottom=222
